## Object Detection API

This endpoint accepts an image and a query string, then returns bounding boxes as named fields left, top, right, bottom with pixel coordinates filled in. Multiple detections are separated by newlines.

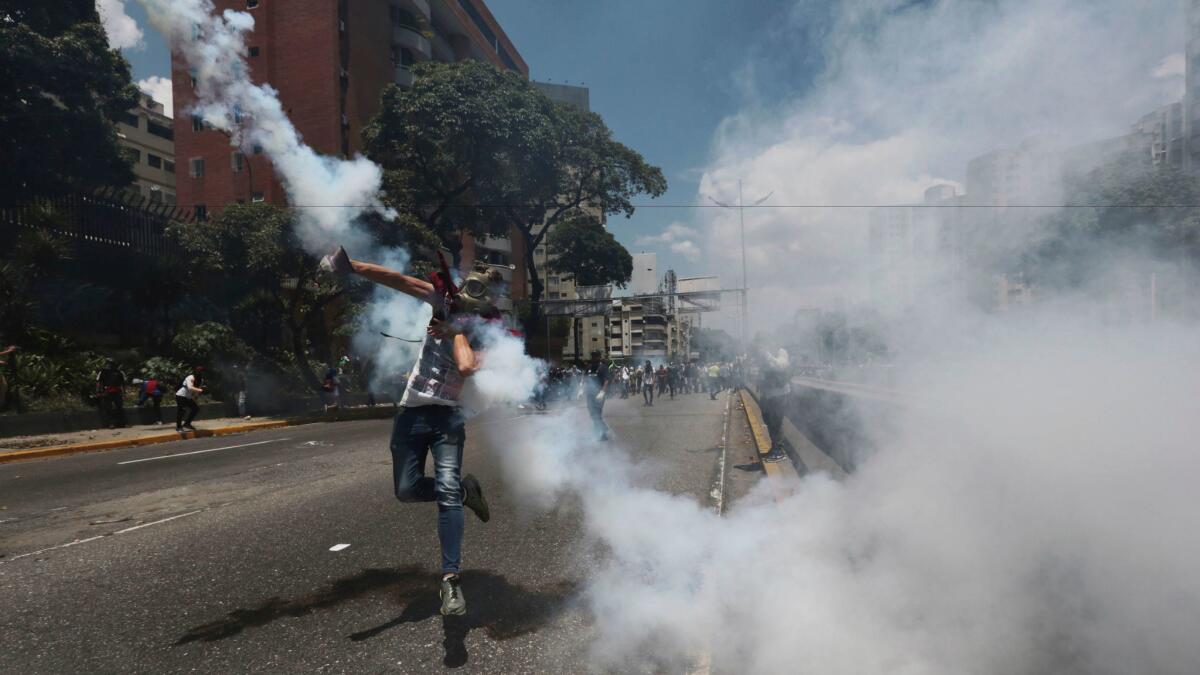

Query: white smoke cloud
left=1152, top=52, right=1186, bottom=79
left=136, top=75, right=173, bottom=117
left=96, top=0, right=144, bottom=50
left=694, top=0, right=1184, bottom=329
left=135, top=0, right=386, bottom=254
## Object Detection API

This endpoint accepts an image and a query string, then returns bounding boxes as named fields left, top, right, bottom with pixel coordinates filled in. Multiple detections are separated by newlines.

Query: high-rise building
left=171, top=0, right=527, bottom=288
left=116, top=93, right=176, bottom=206
left=1185, top=0, right=1200, bottom=173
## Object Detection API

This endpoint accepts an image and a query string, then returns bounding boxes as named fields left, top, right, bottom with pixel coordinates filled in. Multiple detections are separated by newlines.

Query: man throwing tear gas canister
left=320, top=245, right=495, bottom=617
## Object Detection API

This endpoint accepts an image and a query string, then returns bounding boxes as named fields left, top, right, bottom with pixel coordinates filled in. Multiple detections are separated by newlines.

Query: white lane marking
left=5, top=535, right=108, bottom=562
left=2, top=509, right=206, bottom=564
left=117, top=438, right=290, bottom=465
left=113, top=509, right=204, bottom=534
left=329, top=543, right=351, bottom=552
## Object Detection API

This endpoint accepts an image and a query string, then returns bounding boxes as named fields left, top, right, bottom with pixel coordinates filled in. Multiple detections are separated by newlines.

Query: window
left=246, top=0, right=259, bottom=8
left=192, top=115, right=204, bottom=132
left=548, top=276, right=559, bottom=285
left=164, top=160, right=175, bottom=173
left=233, top=106, right=243, bottom=124
left=147, top=121, right=173, bottom=140
left=189, top=157, right=205, bottom=178
left=125, top=148, right=141, bottom=164
left=231, top=151, right=244, bottom=173
left=195, top=204, right=208, bottom=221
left=189, top=68, right=198, bottom=88
left=399, top=48, right=415, bottom=68
left=251, top=192, right=265, bottom=203
left=147, top=153, right=162, bottom=169
left=121, top=112, right=139, bottom=128
left=252, top=144, right=263, bottom=155
left=249, top=46, right=260, bottom=57
left=391, top=7, right=419, bottom=30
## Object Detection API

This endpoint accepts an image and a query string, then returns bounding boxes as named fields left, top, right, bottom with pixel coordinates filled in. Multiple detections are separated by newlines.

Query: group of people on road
left=93, top=360, right=209, bottom=432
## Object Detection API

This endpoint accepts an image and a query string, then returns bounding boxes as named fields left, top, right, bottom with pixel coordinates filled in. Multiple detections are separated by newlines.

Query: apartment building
left=171, top=0, right=528, bottom=295
left=116, top=94, right=176, bottom=206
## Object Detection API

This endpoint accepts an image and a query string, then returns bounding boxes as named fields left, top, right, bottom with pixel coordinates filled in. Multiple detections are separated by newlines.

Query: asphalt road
left=0, top=389, right=756, bottom=673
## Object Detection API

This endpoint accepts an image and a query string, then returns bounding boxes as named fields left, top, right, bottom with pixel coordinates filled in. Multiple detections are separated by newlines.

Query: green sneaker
left=440, top=574, right=466, bottom=616
left=462, top=474, right=490, bottom=523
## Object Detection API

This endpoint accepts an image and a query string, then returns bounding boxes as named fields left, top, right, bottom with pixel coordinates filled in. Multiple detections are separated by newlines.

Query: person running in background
left=584, top=350, right=611, bottom=441
left=708, top=362, right=721, bottom=400
left=95, top=359, right=127, bottom=429
left=175, top=366, right=204, bottom=432
left=322, top=362, right=342, bottom=412
left=232, top=364, right=250, bottom=420
left=133, top=376, right=166, bottom=425
left=642, top=361, right=656, bottom=406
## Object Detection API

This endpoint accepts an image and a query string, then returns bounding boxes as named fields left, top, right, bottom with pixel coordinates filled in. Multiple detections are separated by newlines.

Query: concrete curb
left=0, top=407, right=396, bottom=464
left=738, top=389, right=803, bottom=502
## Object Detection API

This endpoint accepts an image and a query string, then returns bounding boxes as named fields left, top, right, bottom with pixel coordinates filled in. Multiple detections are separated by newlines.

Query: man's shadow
left=348, top=569, right=578, bottom=668
left=176, top=566, right=578, bottom=669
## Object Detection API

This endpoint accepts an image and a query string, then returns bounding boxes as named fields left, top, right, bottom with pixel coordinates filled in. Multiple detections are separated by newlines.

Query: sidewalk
left=0, top=406, right=397, bottom=463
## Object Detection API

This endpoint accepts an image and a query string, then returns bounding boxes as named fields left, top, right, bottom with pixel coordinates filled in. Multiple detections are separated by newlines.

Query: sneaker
left=763, top=448, right=787, bottom=463
left=461, top=474, right=490, bottom=523
left=183, top=424, right=196, bottom=431
left=440, top=574, right=466, bottom=616
left=175, top=426, right=183, bottom=433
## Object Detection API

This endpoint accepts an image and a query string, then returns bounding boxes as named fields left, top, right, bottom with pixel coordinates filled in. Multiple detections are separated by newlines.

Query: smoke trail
left=136, top=0, right=386, bottom=253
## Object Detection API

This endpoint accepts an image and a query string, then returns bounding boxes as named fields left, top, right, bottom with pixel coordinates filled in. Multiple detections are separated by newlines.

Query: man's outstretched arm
left=349, top=259, right=436, bottom=303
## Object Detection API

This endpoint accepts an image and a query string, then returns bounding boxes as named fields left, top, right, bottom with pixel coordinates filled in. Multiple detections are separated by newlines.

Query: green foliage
left=1023, top=157, right=1200, bottom=289
left=547, top=214, right=634, bottom=287
left=363, top=60, right=666, bottom=312
left=138, top=356, right=187, bottom=383
left=0, top=224, right=72, bottom=343
left=171, top=322, right=252, bottom=365
left=364, top=60, right=557, bottom=258
left=0, top=0, right=140, bottom=204
left=172, top=204, right=365, bottom=392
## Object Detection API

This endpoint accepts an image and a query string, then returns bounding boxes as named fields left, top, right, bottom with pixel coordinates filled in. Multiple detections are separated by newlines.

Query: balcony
left=407, top=0, right=431, bottom=20
left=395, top=66, right=413, bottom=88
left=394, top=25, right=432, bottom=60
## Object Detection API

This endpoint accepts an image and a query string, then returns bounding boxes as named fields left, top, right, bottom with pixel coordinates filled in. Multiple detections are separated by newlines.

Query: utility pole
left=737, top=180, right=748, bottom=356
left=706, top=183, right=772, bottom=357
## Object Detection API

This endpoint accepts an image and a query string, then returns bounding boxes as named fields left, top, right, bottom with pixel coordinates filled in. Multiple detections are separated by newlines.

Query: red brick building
left=170, top=0, right=529, bottom=299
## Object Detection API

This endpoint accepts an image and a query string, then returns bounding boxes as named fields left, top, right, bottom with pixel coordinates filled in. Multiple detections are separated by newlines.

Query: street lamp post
left=706, top=182, right=772, bottom=356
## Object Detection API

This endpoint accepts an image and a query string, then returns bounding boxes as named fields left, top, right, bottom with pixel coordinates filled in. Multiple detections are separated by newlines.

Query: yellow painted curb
left=0, top=408, right=395, bottom=464
left=739, top=389, right=801, bottom=501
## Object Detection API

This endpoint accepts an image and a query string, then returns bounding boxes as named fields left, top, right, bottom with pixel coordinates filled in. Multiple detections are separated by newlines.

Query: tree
left=363, top=60, right=556, bottom=264
left=0, top=0, right=140, bottom=205
left=547, top=214, right=634, bottom=287
left=498, top=101, right=666, bottom=320
left=173, top=204, right=364, bottom=392
left=1022, top=155, right=1200, bottom=291
left=363, top=61, right=666, bottom=321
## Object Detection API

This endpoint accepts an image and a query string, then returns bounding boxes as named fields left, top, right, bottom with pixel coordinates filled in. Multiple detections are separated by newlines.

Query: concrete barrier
left=751, top=376, right=901, bottom=475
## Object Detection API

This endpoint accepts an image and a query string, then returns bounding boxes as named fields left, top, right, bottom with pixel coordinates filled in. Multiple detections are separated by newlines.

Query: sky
left=110, top=0, right=814, bottom=286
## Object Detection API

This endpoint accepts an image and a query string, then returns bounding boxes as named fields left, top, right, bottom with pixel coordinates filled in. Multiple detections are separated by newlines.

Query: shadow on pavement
left=349, top=570, right=579, bottom=668
left=176, top=566, right=578, bottom=668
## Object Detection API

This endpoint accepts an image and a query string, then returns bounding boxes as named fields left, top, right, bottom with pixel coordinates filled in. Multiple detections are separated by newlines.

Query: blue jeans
left=390, top=405, right=466, bottom=574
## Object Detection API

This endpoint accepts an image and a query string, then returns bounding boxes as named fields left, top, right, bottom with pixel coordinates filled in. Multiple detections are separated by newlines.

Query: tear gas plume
left=136, top=0, right=388, bottom=254
left=495, top=1, right=1200, bottom=673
